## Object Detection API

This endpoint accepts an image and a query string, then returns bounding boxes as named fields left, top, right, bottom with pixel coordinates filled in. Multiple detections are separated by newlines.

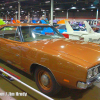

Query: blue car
left=32, top=26, right=57, bottom=35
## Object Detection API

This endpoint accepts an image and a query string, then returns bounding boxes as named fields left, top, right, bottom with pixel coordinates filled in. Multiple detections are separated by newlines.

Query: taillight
left=62, top=33, right=69, bottom=38
left=80, top=37, right=84, bottom=41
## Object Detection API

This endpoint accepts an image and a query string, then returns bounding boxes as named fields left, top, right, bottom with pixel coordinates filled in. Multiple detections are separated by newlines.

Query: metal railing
left=0, top=68, right=54, bottom=100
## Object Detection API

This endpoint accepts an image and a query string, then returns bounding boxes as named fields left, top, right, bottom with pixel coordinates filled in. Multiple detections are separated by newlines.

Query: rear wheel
left=34, top=67, right=61, bottom=96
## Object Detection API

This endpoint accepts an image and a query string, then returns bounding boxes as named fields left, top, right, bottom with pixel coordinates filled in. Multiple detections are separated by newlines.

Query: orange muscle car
left=0, top=23, right=100, bottom=96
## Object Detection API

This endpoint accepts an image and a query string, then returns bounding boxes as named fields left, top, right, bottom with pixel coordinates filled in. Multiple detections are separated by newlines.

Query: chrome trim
left=77, top=74, right=100, bottom=89
left=87, top=64, right=100, bottom=80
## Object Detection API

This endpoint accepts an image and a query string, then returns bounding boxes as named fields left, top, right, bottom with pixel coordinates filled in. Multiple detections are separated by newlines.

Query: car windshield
left=21, top=26, right=64, bottom=42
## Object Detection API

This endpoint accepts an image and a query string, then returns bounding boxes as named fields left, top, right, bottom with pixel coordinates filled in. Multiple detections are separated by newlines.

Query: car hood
left=28, top=38, right=100, bottom=66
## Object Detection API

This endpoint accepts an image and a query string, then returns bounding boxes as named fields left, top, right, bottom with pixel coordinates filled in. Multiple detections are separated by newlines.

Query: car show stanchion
left=0, top=68, right=54, bottom=100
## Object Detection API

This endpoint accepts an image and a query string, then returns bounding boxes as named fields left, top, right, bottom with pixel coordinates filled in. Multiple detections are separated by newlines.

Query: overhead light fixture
left=9, top=6, right=12, bottom=8
left=62, top=11, right=64, bottom=12
left=91, top=4, right=93, bottom=6
left=15, top=11, right=18, bottom=13
left=45, top=1, right=50, bottom=3
left=82, top=8, right=86, bottom=10
left=71, top=7, right=77, bottom=9
left=91, top=6, right=96, bottom=8
left=77, top=10, right=79, bottom=12
left=21, top=11, right=24, bottom=12
left=2, top=7, right=4, bottom=9
left=55, top=8, right=60, bottom=10
left=91, top=10, right=93, bottom=11
left=41, top=9, right=45, bottom=11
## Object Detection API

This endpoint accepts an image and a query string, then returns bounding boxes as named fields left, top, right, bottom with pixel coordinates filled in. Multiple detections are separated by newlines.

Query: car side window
left=21, top=26, right=30, bottom=41
left=3, top=26, right=21, bottom=41
left=0, top=27, right=5, bottom=38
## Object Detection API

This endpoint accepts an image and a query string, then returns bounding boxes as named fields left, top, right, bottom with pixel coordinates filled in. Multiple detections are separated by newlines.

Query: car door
left=0, top=26, right=15, bottom=61
left=0, top=26, right=22, bottom=68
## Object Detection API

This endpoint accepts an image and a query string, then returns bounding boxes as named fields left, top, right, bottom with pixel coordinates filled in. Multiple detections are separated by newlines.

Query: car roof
left=0, top=23, right=50, bottom=27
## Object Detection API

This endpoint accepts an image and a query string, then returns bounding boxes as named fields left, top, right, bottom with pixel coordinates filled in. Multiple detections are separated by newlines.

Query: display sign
left=0, top=67, right=20, bottom=81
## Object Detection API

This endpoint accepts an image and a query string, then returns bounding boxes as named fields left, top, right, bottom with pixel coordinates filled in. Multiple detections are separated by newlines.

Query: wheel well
left=30, top=63, right=60, bottom=86
left=30, top=64, right=39, bottom=74
left=30, top=64, right=51, bottom=75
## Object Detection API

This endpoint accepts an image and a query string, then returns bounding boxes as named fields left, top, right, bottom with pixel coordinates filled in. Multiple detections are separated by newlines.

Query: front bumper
left=77, top=74, right=100, bottom=89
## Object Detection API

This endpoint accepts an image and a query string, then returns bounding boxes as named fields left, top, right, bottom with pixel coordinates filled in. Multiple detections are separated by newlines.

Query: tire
left=34, top=67, right=61, bottom=96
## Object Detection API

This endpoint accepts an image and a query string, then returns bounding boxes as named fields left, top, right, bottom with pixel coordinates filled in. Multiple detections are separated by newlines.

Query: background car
left=62, top=20, right=100, bottom=44
left=57, top=24, right=86, bottom=33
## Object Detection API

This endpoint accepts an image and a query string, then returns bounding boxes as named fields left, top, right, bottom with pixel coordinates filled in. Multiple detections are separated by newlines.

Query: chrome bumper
left=77, top=74, right=100, bottom=89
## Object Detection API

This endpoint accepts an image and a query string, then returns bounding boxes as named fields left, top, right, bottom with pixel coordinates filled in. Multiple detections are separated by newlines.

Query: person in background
left=29, top=18, right=32, bottom=23
left=97, top=21, right=100, bottom=26
left=23, top=16, right=28, bottom=23
left=39, top=15, right=49, bottom=24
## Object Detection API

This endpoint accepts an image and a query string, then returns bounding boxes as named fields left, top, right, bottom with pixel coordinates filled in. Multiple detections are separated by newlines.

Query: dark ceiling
left=0, top=0, right=99, bottom=18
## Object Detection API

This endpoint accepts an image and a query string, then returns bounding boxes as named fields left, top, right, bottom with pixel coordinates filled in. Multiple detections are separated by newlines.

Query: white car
left=63, top=21, right=100, bottom=44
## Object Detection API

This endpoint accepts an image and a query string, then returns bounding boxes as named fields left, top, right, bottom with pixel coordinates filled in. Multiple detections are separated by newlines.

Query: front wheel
left=34, top=67, right=61, bottom=96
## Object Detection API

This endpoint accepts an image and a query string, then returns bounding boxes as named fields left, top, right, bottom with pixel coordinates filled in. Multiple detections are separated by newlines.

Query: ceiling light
left=55, top=8, right=60, bottom=10
left=91, top=4, right=93, bottom=6
left=21, top=11, right=24, bottom=12
left=91, top=10, right=93, bottom=11
left=41, top=9, right=45, bottom=11
left=71, top=7, right=76, bottom=9
left=82, top=8, right=86, bottom=10
left=45, top=1, right=50, bottom=3
left=91, top=6, right=96, bottom=8
left=2, top=7, right=4, bottom=9
left=9, top=6, right=12, bottom=8
left=77, top=10, right=79, bottom=12
left=15, top=11, right=18, bottom=13
left=62, top=11, right=64, bottom=12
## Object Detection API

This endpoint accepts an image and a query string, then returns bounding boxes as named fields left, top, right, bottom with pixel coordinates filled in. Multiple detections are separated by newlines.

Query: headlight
left=87, top=69, right=93, bottom=79
left=87, top=66, right=99, bottom=79
left=93, top=67, right=98, bottom=76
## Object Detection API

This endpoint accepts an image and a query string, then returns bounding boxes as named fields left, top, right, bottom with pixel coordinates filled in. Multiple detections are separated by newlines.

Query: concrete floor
left=0, top=59, right=100, bottom=100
